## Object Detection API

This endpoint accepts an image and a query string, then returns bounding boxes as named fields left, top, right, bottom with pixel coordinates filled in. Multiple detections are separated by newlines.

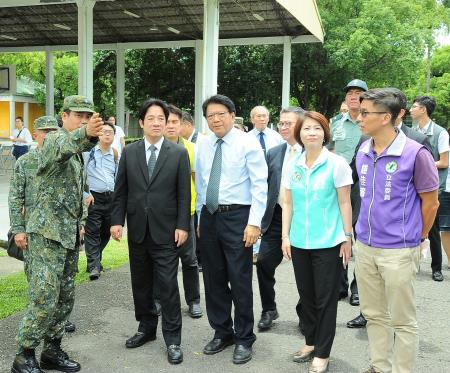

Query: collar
left=296, top=146, right=329, bottom=169
left=342, top=112, right=359, bottom=124
left=360, top=129, right=406, bottom=157
left=94, top=144, right=114, bottom=155
left=252, top=127, right=270, bottom=136
left=187, top=129, right=196, bottom=142
left=210, top=126, right=237, bottom=146
left=144, top=136, right=164, bottom=152
left=287, top=143, right=302, bottom=153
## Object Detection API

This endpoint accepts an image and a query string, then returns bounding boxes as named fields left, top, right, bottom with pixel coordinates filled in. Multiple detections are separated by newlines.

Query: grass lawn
left=0, top=240, right=129, bottom=320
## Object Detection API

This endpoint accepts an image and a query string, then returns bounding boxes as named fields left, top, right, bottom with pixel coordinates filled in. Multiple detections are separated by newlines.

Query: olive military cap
left=62, top=95, right=95, bottom=113
left=34, top=116, right=59, bottom=130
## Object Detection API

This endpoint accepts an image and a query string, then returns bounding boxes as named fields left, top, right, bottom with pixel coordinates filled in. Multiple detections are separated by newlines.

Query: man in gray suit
left=347, top=87, right=432, bottom=329
left=256, top=107, right=304, bottom=331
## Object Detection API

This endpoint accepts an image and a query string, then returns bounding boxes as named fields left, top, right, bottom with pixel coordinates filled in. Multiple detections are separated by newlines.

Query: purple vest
left=355, top=133, right=423, bottom=249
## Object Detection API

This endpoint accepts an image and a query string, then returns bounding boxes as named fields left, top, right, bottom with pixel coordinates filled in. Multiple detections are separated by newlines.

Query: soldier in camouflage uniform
left=9, top=116, right=77, bottom=335
left=10, top=96, right=104, bottom=373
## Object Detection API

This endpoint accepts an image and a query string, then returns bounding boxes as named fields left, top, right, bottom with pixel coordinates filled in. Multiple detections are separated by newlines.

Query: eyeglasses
left=359, top=111, right=388, bottom=118
left=100, top=130, right=114, bottom=135
left=277, top=121, right=295, bottom=129
left=410, top=104, right=422, bottom=110
left=206, top=111, right=229, bottom=121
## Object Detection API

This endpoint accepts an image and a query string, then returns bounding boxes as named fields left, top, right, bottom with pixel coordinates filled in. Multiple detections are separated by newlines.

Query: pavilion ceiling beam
left=9, top=7, right=56, bottom=45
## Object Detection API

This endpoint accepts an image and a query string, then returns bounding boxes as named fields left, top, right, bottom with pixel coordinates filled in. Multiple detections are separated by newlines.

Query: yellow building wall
left=28, top=104, right=45, bottom=133
left=0, top=101, right=45, bottom=138
left=0, top=101, right=9, bottom=138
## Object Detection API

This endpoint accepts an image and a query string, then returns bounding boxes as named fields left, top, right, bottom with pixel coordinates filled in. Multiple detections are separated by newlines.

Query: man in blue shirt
left=196, top=94, right=267, bottom=364
left=83, top=122, right=118, bottom=280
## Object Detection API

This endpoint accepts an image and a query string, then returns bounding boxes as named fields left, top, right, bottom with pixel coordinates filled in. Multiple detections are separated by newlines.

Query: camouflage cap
left=34, top=116, right=59, bottom=130
left=62, top=95, right=95, bottom=113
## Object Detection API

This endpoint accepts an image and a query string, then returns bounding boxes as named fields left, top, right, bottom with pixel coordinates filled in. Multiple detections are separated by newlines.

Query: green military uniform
left=12, top=99, right=97, bottom=354
left=328, top=112, right=362, bottom=164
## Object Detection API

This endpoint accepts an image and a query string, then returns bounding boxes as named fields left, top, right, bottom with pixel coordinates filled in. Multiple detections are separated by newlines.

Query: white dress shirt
left=112, top=125, right=125, bottom=156
left=278, top=143, right=303, bottom=206
left=250, top=126, right=284, bottom=151
left=144, top=136, right=164, bottom=163
left=195, top=127, right=268, bottom=227
left=12, top=127, right=32, bottom=147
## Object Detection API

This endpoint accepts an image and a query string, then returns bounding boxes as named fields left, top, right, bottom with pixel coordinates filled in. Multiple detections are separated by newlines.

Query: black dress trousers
left=128, top=226, right=182, bottom=346
left=84, top=191, right=113, bottom=272
left=200, top=205, right=256, bottom=347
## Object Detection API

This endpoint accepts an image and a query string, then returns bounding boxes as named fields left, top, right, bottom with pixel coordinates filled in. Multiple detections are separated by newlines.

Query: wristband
left=344, top=232, right=353, bottom=238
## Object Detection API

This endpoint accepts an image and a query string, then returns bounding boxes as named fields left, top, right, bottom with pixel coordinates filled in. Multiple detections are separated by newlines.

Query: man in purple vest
left=354, top=88, right=439, bottom=373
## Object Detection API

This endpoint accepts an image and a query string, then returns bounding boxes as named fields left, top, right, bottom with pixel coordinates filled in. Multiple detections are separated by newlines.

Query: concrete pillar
left=23, top=102, right=29, bottom=128
left=194, top=40, right=205, bottom=133
left=9, top=99, right=15, bottom=137
left=77, top=0, right=95, bottom=99
left=202, top=0, right=220, bottom=100
left=45, top=49, right=54, bottom=116
left=282, top=36, right=292, bottom=108
left=116, top=47, right=125, bottom=130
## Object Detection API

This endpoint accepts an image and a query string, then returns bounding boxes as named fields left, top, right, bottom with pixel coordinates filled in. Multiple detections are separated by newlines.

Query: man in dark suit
left=256, top=106, right=304, bottom=331
left=110, top=98, right=191, bottom=365
left=347, top=87, right=431, bottom=329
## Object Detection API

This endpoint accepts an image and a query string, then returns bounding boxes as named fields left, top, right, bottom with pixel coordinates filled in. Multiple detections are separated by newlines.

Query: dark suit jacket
left=111, top=138, right=191, bottom=245
left=349, top=124, right=432, bottom=225
left=261, top=143, right=287, bottom=233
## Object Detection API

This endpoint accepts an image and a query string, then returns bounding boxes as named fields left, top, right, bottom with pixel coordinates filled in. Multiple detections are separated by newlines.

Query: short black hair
left=413, top=96, right=436, bottom=117
left=15, top=116, right=23, bottom=121
left=384, top=87, right=407, bottom=110
left=360, top=88, right=402, bottom=125
left=202, top=94, right=236, bottom=117
left=168, top=104, right=183, bottom=120
left=138, top=98, right=169, bottom=122
left=182, top=111, right=194, bottom=125
left=103, top=122, right=116, bottom=134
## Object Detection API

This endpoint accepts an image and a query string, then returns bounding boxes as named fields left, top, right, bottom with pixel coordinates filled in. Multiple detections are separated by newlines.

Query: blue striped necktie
left=205, top=139, right=223, bottom=214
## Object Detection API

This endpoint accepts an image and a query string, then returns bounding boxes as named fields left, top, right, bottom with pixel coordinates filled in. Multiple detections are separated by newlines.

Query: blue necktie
left=205, top=139, right=223, bottom=214
left=147, top=145, right=157, bottom=179
left=259, top=132, right=266, bottom=152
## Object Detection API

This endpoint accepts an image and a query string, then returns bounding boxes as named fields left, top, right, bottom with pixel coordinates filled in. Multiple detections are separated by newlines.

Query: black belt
left=216, top=204, right=247, bottom=213
left=91, top=190, right=113, bottom=197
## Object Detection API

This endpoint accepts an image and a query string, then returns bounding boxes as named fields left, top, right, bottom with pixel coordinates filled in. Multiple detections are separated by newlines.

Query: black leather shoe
left=188, top=302, right=203, bottom=318
left=125, top=332, right=156, bottom=348
left=346, top=314, right=367, bottom=329
left=64, top=321, right=76, bottom=333
left=257, top=310, right=279, bottom=330
left=203, top=338, right=234, bottom=355
left=233, top=345, right=252, bottom=364
left=167, top=345, right=183, bottom=364
left=89, top=268, right=100, bottom=281
left=40, top=341, right=80, bottom=372
left=432, top=270, right=444, bottom=282
left=349, top=293, right=360, bottom=306
left=11, top=349, right=44, bottom=373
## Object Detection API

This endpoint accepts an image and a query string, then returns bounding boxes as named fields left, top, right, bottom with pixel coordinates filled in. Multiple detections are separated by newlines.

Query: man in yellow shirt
left=160, top=104, right=202, bottom=318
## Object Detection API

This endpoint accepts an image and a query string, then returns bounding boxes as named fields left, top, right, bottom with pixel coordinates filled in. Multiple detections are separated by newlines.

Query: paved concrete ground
left=0, top=256, right=449, bottom=373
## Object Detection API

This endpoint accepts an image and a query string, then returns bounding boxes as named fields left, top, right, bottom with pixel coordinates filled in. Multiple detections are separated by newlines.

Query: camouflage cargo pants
left=17, top=233, right=79, bottom=353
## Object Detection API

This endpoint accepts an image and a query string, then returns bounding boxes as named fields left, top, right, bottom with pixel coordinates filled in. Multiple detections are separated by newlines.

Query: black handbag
left=7, top=229, right=24, bottom=261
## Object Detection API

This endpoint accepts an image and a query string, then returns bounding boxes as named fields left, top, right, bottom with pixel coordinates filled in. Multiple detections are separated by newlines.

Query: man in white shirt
left=179, top=111, right=205, bottom=144
left=256, top=106, right=304, bottom=332
left=196, top=94, right=267, bottom=364
left=11, top=116, right=32, bottom=160
left=411, top=96, right=449, bottom=282
left=249, top=106, right=284, bottom=152
left=108, top=116, right=125, bottom=156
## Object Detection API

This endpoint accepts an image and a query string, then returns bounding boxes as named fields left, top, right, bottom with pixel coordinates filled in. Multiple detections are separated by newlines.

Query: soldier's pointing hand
left=86, top=113, right=104, bottom=138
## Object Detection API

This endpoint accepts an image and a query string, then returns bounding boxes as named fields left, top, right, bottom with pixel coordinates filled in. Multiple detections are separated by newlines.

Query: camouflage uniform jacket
left=9, top=149, right=40, bottom=234
left=26, top=126, right=97, bottom=250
